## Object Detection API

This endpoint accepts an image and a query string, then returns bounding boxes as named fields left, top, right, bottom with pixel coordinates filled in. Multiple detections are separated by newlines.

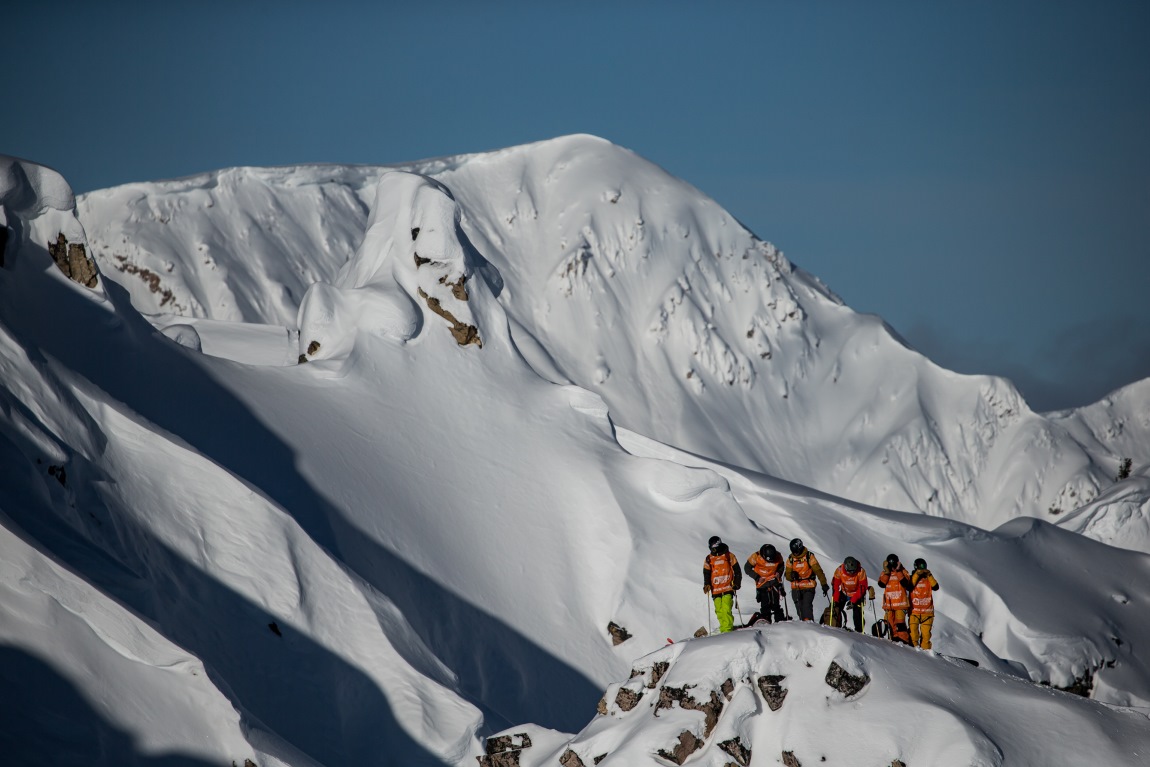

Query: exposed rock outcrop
left=825, top=661, right=869, bottom=697
left=656, top=730, right=702, bottom=765
left=607, top=621, right=632, bottom=645
left=757, top=674, right=788, bottom=710
left=48, top=233, right=98, bottom=288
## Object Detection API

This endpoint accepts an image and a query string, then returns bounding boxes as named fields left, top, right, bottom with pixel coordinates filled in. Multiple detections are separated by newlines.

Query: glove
left=704, top=584, right=711, bottom=594
left=821, top=584, right=830, bottom=597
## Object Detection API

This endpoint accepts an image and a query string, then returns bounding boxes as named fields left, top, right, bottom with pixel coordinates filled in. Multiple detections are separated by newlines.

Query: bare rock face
left=615, top=686, right=643, bottom=712
left=757, top=674, right=788, bottom=711
left=648, top=661, right=669, bottom=688
left=654, top=683, right=726, bottom=737
left=47, top=233, right=98, bottom=288
left=477, top=732, right=532, bottom=767
left=891, top=760, right=908, bottom=767
left=719, top=736, right=752, bottom=766
left=559, top=748, right=586, bottom=767
left=656, top=730, right=703, bottom=765
left=782, top=751, right=802, bottom=767
left=417, top=287, right=481, bottom=347
left=825, top=661, right=869, bottom=697
left=476, top=753, right=518, bottom=767
left=607, top=621, right=632, bottom=645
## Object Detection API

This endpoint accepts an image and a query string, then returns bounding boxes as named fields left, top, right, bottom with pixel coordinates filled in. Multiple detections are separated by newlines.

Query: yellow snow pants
left=909, top=613, right=934, bottom=649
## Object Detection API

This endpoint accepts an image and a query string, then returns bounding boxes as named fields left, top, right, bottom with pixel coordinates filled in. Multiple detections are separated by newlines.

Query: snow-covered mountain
left=75, top=135, right=1150, bottom=542
left=2, top=141, right=1149, bottom=766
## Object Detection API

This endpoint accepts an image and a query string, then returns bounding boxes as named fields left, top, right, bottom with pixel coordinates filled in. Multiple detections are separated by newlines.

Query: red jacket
left=832, top=565, right=868, bottom=604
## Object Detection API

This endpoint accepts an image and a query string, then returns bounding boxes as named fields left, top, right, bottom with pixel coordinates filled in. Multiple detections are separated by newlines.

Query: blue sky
left=6, top=1, right=1148, bottom=411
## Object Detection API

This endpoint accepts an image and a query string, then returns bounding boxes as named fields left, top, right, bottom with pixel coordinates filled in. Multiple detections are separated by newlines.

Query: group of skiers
left=703, top=536, right=940, bottom=649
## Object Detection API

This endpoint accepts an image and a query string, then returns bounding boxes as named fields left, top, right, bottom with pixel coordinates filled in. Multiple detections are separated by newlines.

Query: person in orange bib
left=909, top=558, right=940, bottom=649
left=831, top=556, right=868, bottom=632
left=878, top=553, right=913, bottom=644
left=744, top=543, right=787, bottom=623
left=703, top=536, right=742, bottom=633
left=785, top=538, right=828, bottom=622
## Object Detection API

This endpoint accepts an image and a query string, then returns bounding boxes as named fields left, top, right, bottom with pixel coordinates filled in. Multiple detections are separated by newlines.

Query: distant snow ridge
left=76, top=136, right=1150, bottom=546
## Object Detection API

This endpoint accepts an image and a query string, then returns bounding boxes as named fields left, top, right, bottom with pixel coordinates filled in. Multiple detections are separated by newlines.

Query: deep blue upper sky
left=7, top=1, right=1148, bottom=411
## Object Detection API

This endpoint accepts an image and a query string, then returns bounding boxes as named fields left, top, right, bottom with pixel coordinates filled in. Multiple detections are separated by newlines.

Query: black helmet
left=789, top=538, right=804, bottom=555
left=886, top=553, right=900, bottom=567
left=914, top=558, right=927, bottom=570
left=708, top=535, right=722, bottom=549
left=844, top=556, right=860, bottom=573
left=761, top=543, right=778, bottom=559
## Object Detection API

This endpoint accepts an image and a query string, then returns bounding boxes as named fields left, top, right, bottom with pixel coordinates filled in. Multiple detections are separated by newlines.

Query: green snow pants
left=713, top=592, right=735, bottom=633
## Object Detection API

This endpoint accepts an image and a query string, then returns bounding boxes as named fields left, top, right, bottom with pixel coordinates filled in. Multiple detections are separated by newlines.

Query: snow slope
left=2, top=146, right=1149, bottom=765
left=76, top=135, right=1150, bottom=545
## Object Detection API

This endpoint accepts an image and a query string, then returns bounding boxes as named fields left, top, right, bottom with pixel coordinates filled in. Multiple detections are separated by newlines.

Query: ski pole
left=781, top=583, right=791, bottom=620
left=868, top=585, right=879, bottom=627
left=735, top=593, right=745, bottom=626
left=706, top=591, right=713, bottom=635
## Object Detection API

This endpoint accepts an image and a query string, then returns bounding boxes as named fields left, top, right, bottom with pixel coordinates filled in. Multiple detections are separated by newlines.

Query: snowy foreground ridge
left=0, top=139, right=1147, bottom=765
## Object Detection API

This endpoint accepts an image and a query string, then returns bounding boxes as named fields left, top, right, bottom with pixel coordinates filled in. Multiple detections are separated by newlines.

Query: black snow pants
left=834, top=594, right=864, bottom=632
left=756, top=583, right=787, bottom=622
left=792, top=588, right=816, bottom=622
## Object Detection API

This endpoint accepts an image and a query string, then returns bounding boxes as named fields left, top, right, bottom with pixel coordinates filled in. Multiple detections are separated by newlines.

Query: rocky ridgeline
left=480, top=635, right=884, bottom=767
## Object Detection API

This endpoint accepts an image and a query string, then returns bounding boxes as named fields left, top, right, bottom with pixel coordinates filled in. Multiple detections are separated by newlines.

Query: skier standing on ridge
left=909, top=558, right=940, bottom=649
left=784, top=538, right=828, bottom=622
left=831, top=556, right=869, bottom=632
left=878, top=553, right=913, bottom=644
left=744, top=543, right=787, bottom=624
left=703, top=536, right=742, bottom=633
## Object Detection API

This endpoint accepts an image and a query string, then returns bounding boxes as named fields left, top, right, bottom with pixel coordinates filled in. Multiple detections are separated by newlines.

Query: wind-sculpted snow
left=77, top=136, right=1148, bottom=545
left=503, top=625, right=1150, bottom=767
left=297, top=171, right=500, bottom=361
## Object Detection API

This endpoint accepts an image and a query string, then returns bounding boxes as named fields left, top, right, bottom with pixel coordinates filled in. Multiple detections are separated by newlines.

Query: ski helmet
left=886, top=553, right=900, bottom=567
left=844, top=556, right=860, bottom=573
left=708, top=535, right=722, bottom=548
left=914, top=558, right=927, bottom=570
left=789, top=538, right=804, bottom=555
left=761, top=543, right=778, bottom=559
